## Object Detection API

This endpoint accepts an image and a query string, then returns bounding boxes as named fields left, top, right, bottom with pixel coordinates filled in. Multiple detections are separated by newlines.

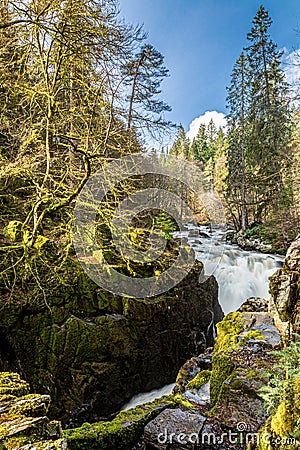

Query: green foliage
left=154, top=212, right=178, bottom=239
left=245, top=222, right=292, bottom=253
left=123, top=43, right=171, bottom=133
left=259, top=335, right=300, bottom=413
left=169, top=125, right=190, bottom=158
left=0, top=0, right=173, bottom=309
left=226, top=6, right=295, bottom=234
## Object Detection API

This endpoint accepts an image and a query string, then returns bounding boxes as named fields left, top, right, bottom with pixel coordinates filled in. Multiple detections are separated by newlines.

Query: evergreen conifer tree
left=245, top=5, right=291, bottom=220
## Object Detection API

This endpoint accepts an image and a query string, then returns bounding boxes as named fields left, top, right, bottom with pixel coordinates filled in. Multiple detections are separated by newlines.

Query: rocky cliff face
left=137, top=236, right=300, bottom=450
left=2, top=238, right=300, bottom=449
left=0, top=260, right=223, bottom=426
left=269, top=236, right=300, bottom=327
left=0, top=372, right=68, bottom=449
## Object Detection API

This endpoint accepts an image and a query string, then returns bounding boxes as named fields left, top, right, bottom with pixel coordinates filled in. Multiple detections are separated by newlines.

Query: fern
left=259, top=332, right=300, bottom=412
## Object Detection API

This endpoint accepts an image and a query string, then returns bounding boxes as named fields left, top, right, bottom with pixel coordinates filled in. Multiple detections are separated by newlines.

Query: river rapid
left=122, top=223, right=284, bottom=410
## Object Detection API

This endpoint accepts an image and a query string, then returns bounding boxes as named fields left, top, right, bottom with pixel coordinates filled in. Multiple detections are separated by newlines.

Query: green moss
left=271, top=401, right=293, bottom=437
left=3, top=220, right=23, bottom=242
left=238, top=330, right=264, bottom=346
left=214, top=312, right=245, bottom=353
left=246, top=370, right=260, bottom=379
left=0, top=415, right=50, bottom=449
left=63, top=395, right=175, bottom=450
left=2, top=435, right=28, bottom=449
left=210, top=353, right=235, bottom=409
left=0, top=373, right=29, bottom=397
left=258, top=377, right=300, bottom=449
left=7, top=394, right=50, bottom=417
left=186, top=370, right=211, bottom=390
left=257, top=418, right=273, bottom=450
left=172, top=393, right=199, bottom=411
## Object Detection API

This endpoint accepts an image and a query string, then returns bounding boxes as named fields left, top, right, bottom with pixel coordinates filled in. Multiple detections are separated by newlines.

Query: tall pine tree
left=245, top=5, right=290, bottom=220
left=226, top=52, right=249, bottom=230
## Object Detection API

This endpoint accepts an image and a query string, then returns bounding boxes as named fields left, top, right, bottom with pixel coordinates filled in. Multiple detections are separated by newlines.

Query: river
left=122, top=223, right=284, bottom=410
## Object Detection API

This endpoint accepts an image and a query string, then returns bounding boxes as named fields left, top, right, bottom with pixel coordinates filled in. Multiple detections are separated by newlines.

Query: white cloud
left=283, top=49, right=300, bottom=88
left=186, top=111, right=227, bottom=141
left=281, top=48, right=300, bottom=105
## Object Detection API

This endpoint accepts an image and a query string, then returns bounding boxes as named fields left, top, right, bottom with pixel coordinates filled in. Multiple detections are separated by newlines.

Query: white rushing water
left=173, top=223, right=284, bottom=314
left=121, top=223, right=284, bottom=410
left=121, top=383, right=175, bottom=411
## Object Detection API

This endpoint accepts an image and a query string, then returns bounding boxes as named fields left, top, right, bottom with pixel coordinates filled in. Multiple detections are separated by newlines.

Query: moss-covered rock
left=269, top=237, right=300, bottom=326
left=257, top=377, right=300, bottom=449
left=209, top=312, right=280, bottom=432
left=0, top=373, right=29, bottom=397
left=185, top=370, right=211, bottom=390
left=0, top=394, right=50, bottom=418
left=213, top=312, right=245, bottom=353
left=0, top=261, right=223, bottom=426
left=0, top=372, right=67, bottom=450
left=63, top=396, right=175, bottom=450
left=173, top=349, right=213, bottom=395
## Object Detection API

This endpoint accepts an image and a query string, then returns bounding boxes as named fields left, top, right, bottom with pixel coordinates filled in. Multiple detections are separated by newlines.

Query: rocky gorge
left=1, top=229, right=299, bottom=449
left=0, top=252, right=223, bottom=428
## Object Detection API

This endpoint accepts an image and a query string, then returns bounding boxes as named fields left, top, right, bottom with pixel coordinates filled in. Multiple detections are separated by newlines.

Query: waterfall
left=121, top=223, right=284, bottom=410
left=121, top=383, right=175, bottom=411
left=173, top=223, right=284, bottom=314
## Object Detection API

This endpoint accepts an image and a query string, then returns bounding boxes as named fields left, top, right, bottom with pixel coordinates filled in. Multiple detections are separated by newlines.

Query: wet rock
left=269, top=236, right=300, bottom=326
left=208, top=311, right=280, bottom=435
left=182, top=381, right=210, bottom=407
left=224, top=230, right=235, bottom=242
left=188, top=229, right=200, bottom=238
left=0, top=372, right=68, bottom=449
left=238, top=312, right=281, bottom=347
left=64, top=396, right=176, bottom=450
left=235, top=230, right=272, bottom=252
left=172, top=348, right=213, bottom=394
left=238, top=297, right=268, bottom=313
left=144, top=408, right=206, bottom=449
left=0, top=261, right=223, bottom=425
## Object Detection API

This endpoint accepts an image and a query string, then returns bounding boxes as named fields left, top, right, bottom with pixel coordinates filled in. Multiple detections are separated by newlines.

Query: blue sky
left=119, top=0, right=300, bottom=136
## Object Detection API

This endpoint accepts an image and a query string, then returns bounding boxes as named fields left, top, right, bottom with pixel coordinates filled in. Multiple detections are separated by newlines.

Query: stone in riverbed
left=182, top=380, right=210, bottom=407
left=269, top=236, right=300, bottom=325
left=18, top=439, right=68, bottom=449
left=172, top=348, right=213, bottom=395
left=144, top=408, right=206, bottom=449
left=238, top=297, right=268, bottom=313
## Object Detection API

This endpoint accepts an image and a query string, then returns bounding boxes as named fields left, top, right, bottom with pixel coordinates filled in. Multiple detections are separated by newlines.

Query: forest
left=0, top=2, right=299, bottom=310
left=0, top=2, right=300, bottom=450
left=168, top=6, right=299, bottom=247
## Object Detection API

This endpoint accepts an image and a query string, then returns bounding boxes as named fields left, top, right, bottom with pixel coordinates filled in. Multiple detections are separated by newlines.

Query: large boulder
left=144, top=408, right=206, bottom=449
left=269, top=236, right=300, bottom=327
left=0, top=372, right=67, bottom=450
left=139, top=310, right=281, bottom=450
left=0, top=261, right=223, bottom=426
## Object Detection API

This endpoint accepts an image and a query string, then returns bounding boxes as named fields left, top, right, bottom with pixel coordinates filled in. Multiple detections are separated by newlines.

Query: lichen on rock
left=0, top=372, right=67, bottom=450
